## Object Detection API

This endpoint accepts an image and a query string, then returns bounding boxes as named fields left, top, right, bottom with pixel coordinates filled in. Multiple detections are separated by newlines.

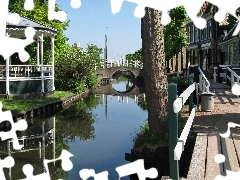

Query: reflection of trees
left=137, top=94, right=147, bottom=111
left=56, top=93, right=99, bottom=142
left=126, top=80, right=134, bottom=91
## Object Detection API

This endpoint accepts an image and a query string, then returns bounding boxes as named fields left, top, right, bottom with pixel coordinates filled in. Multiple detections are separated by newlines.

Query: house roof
left=6, top=12, right=57, bottom=38
left=222, top=23, right=239, bottom=42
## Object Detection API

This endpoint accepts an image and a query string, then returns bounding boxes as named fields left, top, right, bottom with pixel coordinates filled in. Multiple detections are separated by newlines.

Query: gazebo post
left=37, top=35, right=40, bottom=71
left=40, top=34, right=44, bottom=93
left=51, top=36, right=55, bottom=91
left=5, top=33, right=10, bottom=95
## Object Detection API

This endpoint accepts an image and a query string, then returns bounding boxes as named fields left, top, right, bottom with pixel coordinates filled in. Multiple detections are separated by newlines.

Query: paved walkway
left=184, top=80, right=240, bottom=179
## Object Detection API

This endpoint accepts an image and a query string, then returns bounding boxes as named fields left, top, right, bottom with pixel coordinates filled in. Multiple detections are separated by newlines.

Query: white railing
left=226, top=67, right=240, bottom=88
left=198, top=67, right=210, bottom=93
left=173, top=82, right=196, bottom=160
left=213, top=65, right=240, bottom=83
left=95, top=60, right=143, bottom=70
left=0, top=65, right=53, bottom=79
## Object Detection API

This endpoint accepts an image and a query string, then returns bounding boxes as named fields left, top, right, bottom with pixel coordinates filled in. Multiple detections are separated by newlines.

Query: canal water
left=1, top=80, right=148, bottom=180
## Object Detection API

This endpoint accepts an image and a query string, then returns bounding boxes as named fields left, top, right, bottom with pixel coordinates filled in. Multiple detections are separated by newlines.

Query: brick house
left=185, top=2, right=229, bottom=76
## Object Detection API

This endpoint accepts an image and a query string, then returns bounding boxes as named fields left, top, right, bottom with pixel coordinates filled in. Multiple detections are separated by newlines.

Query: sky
left=57, top=0, right=142, bottom=60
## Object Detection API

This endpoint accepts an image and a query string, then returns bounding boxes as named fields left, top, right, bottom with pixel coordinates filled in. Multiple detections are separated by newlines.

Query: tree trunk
left=141, top=8, right=168, bottom=134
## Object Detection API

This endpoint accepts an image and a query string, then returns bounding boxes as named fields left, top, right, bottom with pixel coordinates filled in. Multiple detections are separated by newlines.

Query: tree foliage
left=55, top=44, right=102, bottom=92
left=8, top=0, right=70, bottom=65
left=127, top=7, right=188, bottom=63
left=125, top=48, right=143, bottom=65
left=164, top=6, right=189, bottom=61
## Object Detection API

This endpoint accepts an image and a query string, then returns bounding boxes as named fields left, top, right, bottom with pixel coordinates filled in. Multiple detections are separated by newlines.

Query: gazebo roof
left=6, top=12, right=57, bottom=38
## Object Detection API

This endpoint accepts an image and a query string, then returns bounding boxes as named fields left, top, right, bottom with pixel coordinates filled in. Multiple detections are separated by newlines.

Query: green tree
left=164, top=6, right=188, bottom=71
left=126, top=48, right=143, bottom=67
left=127, top=7, right=188, bottom=71
left=8, top=0, right=70, bottom=65
left=55, top=44, right=101, bottom=92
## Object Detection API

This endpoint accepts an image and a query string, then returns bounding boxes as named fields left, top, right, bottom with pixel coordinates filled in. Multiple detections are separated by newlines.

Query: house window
left=208, top=21, right=212, bottom=38
left=204, top=26, right=208, bottom=39
left=195, top=26, right=198, bottom=42
left=228, top=45, right=233, bottom=65
left=187, top=26, right=190, bottom=43
left=191, top=25, right=194, bottom=42
left=201, top=29, right=204, bottom=40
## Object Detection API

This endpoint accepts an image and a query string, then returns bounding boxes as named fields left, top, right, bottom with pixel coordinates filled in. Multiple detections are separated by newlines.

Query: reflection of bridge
left=95, top=66, right=143, bottom=81
left=95, top=84, right=144, bottom=96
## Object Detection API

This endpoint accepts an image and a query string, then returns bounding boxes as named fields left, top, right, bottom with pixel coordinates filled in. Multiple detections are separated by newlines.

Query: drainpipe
left=213, top=5, right=218, bottom=64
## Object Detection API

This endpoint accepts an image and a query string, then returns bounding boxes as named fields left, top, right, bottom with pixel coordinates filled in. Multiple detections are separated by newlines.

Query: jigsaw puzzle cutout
left=116, top=159, right=158, bottom=180
left=0, top=0, right=36, bottom=62
left=214, top=120, right=240, bottom=179
left=0, top=156, right=15, bottom=180
left=79, top=169, right=109, bottom=180
left=0, top=101, right=28, bottom=150
left=231, top=83, right=240, bottom=96
left=0, top=0, right=239, bottom=179
left=20, top=149, right=73, bottom=180
left=110, top=0, right=240, bottom=35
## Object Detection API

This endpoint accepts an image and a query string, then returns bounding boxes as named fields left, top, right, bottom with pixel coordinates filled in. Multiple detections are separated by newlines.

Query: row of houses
left=185, top=2, right=240, bottom=75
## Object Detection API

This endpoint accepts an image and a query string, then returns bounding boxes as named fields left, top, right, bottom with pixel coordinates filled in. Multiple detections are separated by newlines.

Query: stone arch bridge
left=95, top=84, right=144, bottom=96
left=95, top=67, right=142, bottom=80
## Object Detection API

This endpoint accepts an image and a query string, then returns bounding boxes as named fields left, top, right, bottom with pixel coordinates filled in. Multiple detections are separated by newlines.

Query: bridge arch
left=95, top=66, right=141, bottom=81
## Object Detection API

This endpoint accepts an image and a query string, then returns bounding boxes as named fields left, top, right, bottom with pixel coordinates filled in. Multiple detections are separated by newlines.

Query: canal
left=1, top=80, right=148, bottom=180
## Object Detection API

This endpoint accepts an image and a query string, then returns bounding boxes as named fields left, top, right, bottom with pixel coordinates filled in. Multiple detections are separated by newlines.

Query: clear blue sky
left=57, top=0, right=142, bottom=59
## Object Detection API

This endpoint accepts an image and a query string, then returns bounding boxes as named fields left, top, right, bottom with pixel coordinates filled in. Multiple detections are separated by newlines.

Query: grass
left=0, top=91, right=73, bottom=116
left=133, top=113, right=187, bottom=149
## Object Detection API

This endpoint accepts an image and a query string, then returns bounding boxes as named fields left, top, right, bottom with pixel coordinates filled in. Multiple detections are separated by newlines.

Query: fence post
left=168, top=83, right=179, bottom=180
left=189, top=75, right=194, bottom=115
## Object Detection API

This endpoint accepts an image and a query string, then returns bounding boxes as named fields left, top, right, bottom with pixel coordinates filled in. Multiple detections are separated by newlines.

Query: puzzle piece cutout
left=26, top=0, right=81, bottom=23
left=0, top=101, right=28, bottom=150
left=219, top=122, right=240, bottom=138
left=79, top=169, right=109, bottom=180
left=0, top=156, right=15, bottom=180
left=20, top=149, right=73, bottom=180
left=110, top=0, right=240, bottom=34
left=231, top=82, right=240, bottom=96
left=214, top=154, right=240, bottom=179
left=207, top=0, right=240, bottom=36
left=116, top=159, right=158, bottom=180
left=0, top=0, right=36, bottom=62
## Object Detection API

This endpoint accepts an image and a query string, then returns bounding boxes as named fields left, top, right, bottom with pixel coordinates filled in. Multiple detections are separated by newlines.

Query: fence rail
left=198, top=67, right=210, bottom=93
left=226, top=67, right=240, bottom=88
left=0, top=65, right=53, bottom=79
left=168, top=75, right=196, bottom=180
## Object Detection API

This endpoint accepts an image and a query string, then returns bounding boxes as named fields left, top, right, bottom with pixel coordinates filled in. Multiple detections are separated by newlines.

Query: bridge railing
left=226, top=67, right=240, bottom=88
left=95, top=59, right=143, bottom=70
left=198, top=67, right=210, bottom=93
left=168, top=75, right=196, bottom=180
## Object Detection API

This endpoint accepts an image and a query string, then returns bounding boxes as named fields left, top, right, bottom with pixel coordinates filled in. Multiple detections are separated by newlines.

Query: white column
left=51, top=36, right=55, bottom=91
left=40, top=34, right=44, bottom=93
left=37, top=36, right=40, bottom=70
left=5, top=33, right=10, bottom=95
left=53, top=117, right=55, bottom=165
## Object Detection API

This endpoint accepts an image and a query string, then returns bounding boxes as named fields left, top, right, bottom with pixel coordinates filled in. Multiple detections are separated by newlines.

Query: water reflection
left=1, top=82, right=147, bottom=180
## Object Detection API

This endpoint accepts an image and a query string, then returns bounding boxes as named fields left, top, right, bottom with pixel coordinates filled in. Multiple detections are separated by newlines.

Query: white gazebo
left=0, top=12, right=57, bottom=97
